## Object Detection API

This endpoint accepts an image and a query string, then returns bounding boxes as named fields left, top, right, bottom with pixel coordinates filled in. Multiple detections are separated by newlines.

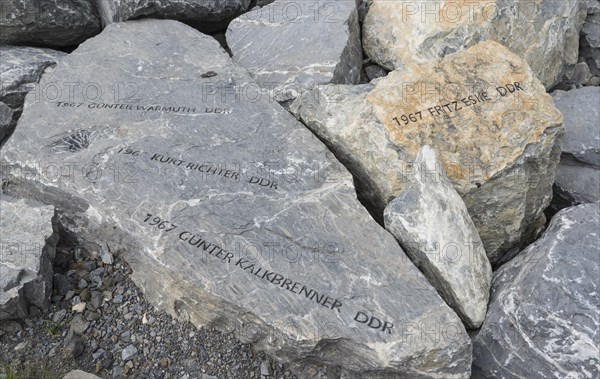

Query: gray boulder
left=551, top=87, right=600, bottom=206
left=581, top=1, right=600, bottom=76
left=363, top=0, right=586, bottom=89
left=94, top=0, right=252, bottom=32
left=0, top=102, right=13, bottom=143
left=473, top=203, right=600, bottom=379
left=0, top=20, right=472, bottom=378
left=226, top=0, right=362, bottom=102
left=0, top=195, right=57, bottom=320
left=384, top=146, right=492, bottom=329
left=0, top=45, right=67, bottom=112
left=290, top=41, right=563, bottom=265
left=0, top=0, right=101, bottom=47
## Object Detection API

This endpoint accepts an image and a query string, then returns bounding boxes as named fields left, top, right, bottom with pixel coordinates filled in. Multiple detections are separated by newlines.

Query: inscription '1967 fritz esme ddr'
left=392, top=82, right=525, bottom=126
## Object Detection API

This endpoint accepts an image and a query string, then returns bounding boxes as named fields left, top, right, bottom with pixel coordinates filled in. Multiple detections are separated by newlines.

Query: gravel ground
left=0, top=236, right=303, bottom=379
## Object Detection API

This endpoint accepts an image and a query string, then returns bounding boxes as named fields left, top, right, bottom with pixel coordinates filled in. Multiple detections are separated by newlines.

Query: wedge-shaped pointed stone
left=384, top=146, right=492, bottom=329
left=0, top=20, right=471, bottom=378
left=290, top=41, right=564, bottom=265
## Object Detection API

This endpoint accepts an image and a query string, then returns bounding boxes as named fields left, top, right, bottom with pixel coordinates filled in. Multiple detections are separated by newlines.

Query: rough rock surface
left=0, top=195, right=57, bottom=320
left=0, top=45, right=67, bottom=112
left=551, top=87, right=599, bottom=166
left=472, top=203, right=600, bottom=379
left=94, top=0, right=252, bottom=31
left=363, top=0, right=586, bottom=89
left=62, top=370, right=101, bottom=379
left=0, top=0, right=101, bottom=47
left=226, top=0, right=362, bottom=102
left=291, top=41, right=563, bottom=265
left=384, top=146, right=492, bottom=329
left=0, top=20, right=472, bottom=378
left=551, top=87, right=600, bottom=206
left=581, top=1, right=600, bottom=76
left=0, top=102, right=13, bottom=143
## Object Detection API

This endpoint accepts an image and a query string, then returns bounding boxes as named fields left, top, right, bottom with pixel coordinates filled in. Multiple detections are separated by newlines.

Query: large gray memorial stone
left=0, top=20, right=472, bottom=377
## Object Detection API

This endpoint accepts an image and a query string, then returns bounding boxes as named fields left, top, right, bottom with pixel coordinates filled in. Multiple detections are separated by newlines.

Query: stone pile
left=0, top=0, right=598, bottom=377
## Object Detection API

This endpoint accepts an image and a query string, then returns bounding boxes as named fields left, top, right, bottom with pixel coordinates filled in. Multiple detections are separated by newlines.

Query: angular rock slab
left=581, top=1, right=600, bottom=76
left=290, top=41, right=564, bottom=265
left=0, top=102, right=13, bottom=143
left=551, top=87, right=600, bottom=167
left=0, top=45, right=66, bottom=112
left=226, top=0, right=362, bottom=102
left=0, top=20, right=472, bottom=377
left=551, top=87, right=600, bottom=208
left=384, top=146, right=492, bottom=329
left=0, top=195, right=57, bottom=320
left=472, top=203, right=600, bottom=378
left=363, top=0, right=586, bottom=89
left=0, top=0, right=101, bottom=47
left=94, top=0, right=252, bottom=31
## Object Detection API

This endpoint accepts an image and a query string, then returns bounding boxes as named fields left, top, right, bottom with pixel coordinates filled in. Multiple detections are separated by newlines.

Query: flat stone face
left=472, top=203, right=600, bottom=379
left=0, top=0, right=101, bottom=47
left=551, top=87, right=600, bottom=167
left=94, top=0, right=252, bottom=31
left=0, top=46, right=67, bottom=112
left=0, top=20, right=471, bottom=377
left=226, top=0, right=362, bottom=102
left=290, top=41, right=563, bottom=264
left=0, top=195, right=57, bottom=320
left=384, top=146, right=492, bottom=329
left=363, top=0, right=586, bottom=89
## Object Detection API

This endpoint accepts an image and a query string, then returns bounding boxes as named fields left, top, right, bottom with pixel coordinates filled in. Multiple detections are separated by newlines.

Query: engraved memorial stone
left=0, top=20, right=472, bottom=377
left=290, top=41, right=564, bottom=265
left=226, top=0, right=362, bottom=102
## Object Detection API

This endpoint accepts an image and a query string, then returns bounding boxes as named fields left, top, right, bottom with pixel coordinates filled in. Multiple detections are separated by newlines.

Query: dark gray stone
left=0, top=19, right=472, bottom=378
left=551, top=87, right=600, bottom=167
left=0, top=101, right=13, bottom=143
left=473, top=203, right=600, bottom=379
left=0, top=195, right=57, bottom=320
left=226, top=0, right=362, bottom=102
left=364, top=64, right=388, bottom=82
left=581, top=1, right=600, bottom=76
left=551, top=87, right=600, bottom=207
left=94, top=0, right=252, bottom=32
left=0, top=0, right=101, bottom=47
left=0, top=46, right=66, bottom=112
